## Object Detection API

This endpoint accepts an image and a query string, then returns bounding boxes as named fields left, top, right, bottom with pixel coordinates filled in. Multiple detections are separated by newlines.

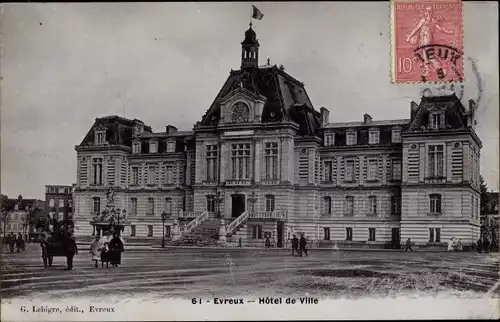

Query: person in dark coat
left=291, top=235, right=299, bottom=256
left=16, top=233, right=25, bottom=252
left=109, top=233, right=124, bottom=267
left=8, top=233, right=16, bottom=252
left=64, top=234, right=78, bottom=270
left=265, top=237, right=271, bottom=250
left=405, top=238, right=413, bottom=251
left=40, top=234, right=49, bottom=268
left=299, top=235, right=308, bottom=257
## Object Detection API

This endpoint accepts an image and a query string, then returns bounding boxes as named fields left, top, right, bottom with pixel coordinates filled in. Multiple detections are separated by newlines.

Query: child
left=90, top=236, right=102, bottom=268
left=100, top=242, right=110, bottom=268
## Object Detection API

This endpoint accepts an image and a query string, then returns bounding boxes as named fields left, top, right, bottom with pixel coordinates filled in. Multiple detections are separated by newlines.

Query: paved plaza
left=1, top=244, right=499, bottom=302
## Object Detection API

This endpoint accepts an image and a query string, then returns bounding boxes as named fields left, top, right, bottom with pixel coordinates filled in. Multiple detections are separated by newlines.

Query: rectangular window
left=92, top=158, right=103, bottom=185
left=346, top=196, right=354, bottom=215
left=132, top=142, right=141, bottom=154
left=206, top=145, right=218, bottom=181
left=345, top=160, right=354, bottom=182
left=166, top=141, right=175, bottom=153
left=148, top=225, right=153, bottom=237
left=431, top=113, right=442, bottom=129
left=130, top=225, right=136, bottom=237
left=323, top=227, right=331, bottom=240
left=131, top=167, right=139, bottom=185
left=264, top=142, right=279, bottom=180
left=368, top=228, right=376, bottom=241
left=165, top=225, right=171, bottom=238
left=368, top=196, right=377, bottom=214
left=252, top=225, right=263, bottom=239
left=367, top=159, right=378, bottom=181
left=148, top=197, right=155, bottom=215
left=150, top=142, right=158, bottom=154
left=392, top=130, right=402, bottom=143
left=323, top=196, right=332, bottom=215
left=96, top=132, right=105, bottom=145
left=429, top=194, right=442, bottom=213
left=346, top=227, right=353, bottom=241
left=324, top=132, right=335, bottom=146
left=164, top=198, right=172, bottom=214
left=165, top=166, right=173, bottom=185
left=206, top=195, right=216, bottom=212
left=265, top=195, right=275, bottom=212
left=93, top=197, right=100, bottom=213
left=59, top=199, right=64, bottom=208
left=429, top=228, right=434, bottom=242
left=231, top=143, right=251, bottom=180
left=391, top=159, right=402, bottom=180
left=369, top=131, right=379, bottom=144
left=324, top=161, right=333, bottom=182
left=391, top=195, right=401, bottom=215
left=131, top=198, right=137, bottom=215
left=346, top=132, right=357, bottom=145
left=428, top=145, right=444, bottom=177
left=148, top=165, right=156, bottom=185
left=49, top=199, right=55, bottom=207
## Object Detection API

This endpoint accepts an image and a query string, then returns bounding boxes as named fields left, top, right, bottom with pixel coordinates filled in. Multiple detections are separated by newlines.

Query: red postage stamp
left=391, top=0, right=463, bottom=83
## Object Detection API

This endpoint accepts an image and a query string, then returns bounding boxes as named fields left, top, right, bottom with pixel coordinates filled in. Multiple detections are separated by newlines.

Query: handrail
left=184, top=211, right=209, bottom=234
left=226, top=211, right=249, bottom=236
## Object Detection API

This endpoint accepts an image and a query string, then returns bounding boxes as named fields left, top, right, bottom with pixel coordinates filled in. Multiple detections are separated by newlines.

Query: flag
left=252, top=5, right=264, bottom=20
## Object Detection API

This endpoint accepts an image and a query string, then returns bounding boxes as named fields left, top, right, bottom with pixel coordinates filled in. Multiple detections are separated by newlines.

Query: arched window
left=231, top=102, right=250, bottom=123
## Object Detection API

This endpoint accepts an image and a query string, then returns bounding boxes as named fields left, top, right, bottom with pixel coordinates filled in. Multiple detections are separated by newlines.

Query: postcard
left=1, top=1, right=499, bottom=321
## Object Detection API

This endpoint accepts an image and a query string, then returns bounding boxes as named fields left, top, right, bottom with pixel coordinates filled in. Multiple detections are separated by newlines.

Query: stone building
left=73, top=24, right=482, bottom=248
left=45, top=185, right=74, bottom=224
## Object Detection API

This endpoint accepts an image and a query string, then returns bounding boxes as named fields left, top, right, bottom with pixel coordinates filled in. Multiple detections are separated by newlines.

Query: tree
left=480, top=175, right=490, bottom=216
left=0, top=195, right=10, bottom=235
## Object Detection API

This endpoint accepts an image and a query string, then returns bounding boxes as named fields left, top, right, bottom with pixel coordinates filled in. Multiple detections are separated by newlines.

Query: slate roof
left=200, top=65, right=322, bottom=136
left=407, top=94, right=468, bottom=131
left=79, top=116, right=152, bottom=147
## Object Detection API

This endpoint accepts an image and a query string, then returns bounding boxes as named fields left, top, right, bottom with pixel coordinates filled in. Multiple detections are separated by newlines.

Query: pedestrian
left=238, top=237, right=242, bottom=248
left=16, top=233, right=25, bottom=252
left=101, top=242, right=110, bottom=267
left=404, top=238, right=413, bottom=251
left=265, top=237, right=271, bottom=250
left=299, top=235, right=308, bottom=257
left=109, top=232, right=124, bottom=267
left=40, top=234, right=49, bottom=268
left=8, top=233, right=15, bottom=252
left=89, top=235, right=102, bottom=268
left=457, top=239, right=463, bottom=252
left=291, top=234, right=299, bottom=256
left=477, top=238, right=482, bottom=253
left=447, top=238, right=454, bottom=251
left=64, top=233, right=78, bottom=270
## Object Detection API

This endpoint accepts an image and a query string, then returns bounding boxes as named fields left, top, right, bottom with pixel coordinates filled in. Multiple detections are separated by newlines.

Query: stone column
left=402, top=145, right=409, bottom=183
left=195, top=141, right=203, bottom=184
left=76, top=157, right=81, bottom=188
left=462, top=142, right=470, bottom=182
left=446, top=143, right=452, bottom=182
left=359, top=155, right=365, bottom=185
left=288, top=137, right=295, bottom=183
left=308, top=149, right=315, bottom=184
left=220, top=141, right=228, bottom=182
left=419, top=144, right=426, bottom=182
left=382, top=154, right=387, bottom=184
left=336, top=156, right=342, bottom=185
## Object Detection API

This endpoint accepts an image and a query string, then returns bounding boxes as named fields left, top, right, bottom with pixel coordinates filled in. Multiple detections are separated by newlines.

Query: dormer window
left=134, top=124, right=144, bottom=136
left=346, top=131, right=357, bottom=145
left=430, top=112, right=444, bottom=130
left=368, top=130, right=380, bottom=144
left=95, top=130, right=106, bottom=145
left=166, top=141, right=176, bottom=153
left=149, top=141, right=158, bottom=154
left=392, top=129, right=402, bottom=143
left=132, top=141, right=141, bottom=154
left=324, top=132, right=335, bottom=146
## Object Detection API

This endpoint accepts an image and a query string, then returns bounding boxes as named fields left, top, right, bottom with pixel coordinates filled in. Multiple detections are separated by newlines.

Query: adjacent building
left=73, top=24, right=482, bottom=248
left=45, top=185, right=74, bottom=224
left=1, top=196, right=45, bottom=238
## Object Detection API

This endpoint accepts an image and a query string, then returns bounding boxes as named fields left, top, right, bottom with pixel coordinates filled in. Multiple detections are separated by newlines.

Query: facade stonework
left=73, top=25, right=482, bottom=248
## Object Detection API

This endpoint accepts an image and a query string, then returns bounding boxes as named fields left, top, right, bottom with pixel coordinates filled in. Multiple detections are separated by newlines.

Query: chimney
left=320, top=107, right=330, bottom=127
left=166, top=125, right=178, bottom=134
left=410, top=101, right=418, bottom=119
left=363, top=113, right=372, bottom=124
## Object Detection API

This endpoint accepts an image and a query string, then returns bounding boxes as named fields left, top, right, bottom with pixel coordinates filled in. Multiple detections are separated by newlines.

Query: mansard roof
left=325, top=119, right=410, bottom=129
left=407, top=93, right=469, bottom=131
left=200, top=65, right=321, bottom=136
left=78, top=116, right=152, bottom=147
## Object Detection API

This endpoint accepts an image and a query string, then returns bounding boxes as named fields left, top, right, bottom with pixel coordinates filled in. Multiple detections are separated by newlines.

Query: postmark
left=391, top=0, right=463, bottom=83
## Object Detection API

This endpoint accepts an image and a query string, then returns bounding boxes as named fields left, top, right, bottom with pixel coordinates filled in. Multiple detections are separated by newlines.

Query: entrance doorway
left=391, top=228, right=400, bottom=249
left=276, top=221, right=284, bottom=248
left=231, top=194, right=245, bottom=218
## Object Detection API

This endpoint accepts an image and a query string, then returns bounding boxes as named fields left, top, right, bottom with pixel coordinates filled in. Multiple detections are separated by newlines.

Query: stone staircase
left=189, top=217, right=221, bottom=238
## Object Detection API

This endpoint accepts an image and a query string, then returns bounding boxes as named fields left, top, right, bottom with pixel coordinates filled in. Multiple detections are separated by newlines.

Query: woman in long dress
left=89, top=236, right=102, bottom=268
left=109, top=233, right=124, bottom=267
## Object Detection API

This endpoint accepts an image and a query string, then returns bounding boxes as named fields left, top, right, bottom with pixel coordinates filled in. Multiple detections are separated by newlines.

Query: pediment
left=94, top=125, right=107, bottom=132
left=220, top=87, right=266, bottom=105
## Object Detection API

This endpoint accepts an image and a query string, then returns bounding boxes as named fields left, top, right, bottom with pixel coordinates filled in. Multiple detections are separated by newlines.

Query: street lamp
left=161, top=211, right=168, bottom=248
left=215, top=192, right=223, bottom=219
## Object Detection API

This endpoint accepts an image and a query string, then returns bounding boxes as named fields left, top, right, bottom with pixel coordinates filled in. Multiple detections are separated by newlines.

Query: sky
left=1, top=2, right=498, bottom=200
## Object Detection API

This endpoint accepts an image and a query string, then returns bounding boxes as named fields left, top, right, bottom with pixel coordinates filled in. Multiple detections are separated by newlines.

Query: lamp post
left=161, top=211, right=168, bottom=248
